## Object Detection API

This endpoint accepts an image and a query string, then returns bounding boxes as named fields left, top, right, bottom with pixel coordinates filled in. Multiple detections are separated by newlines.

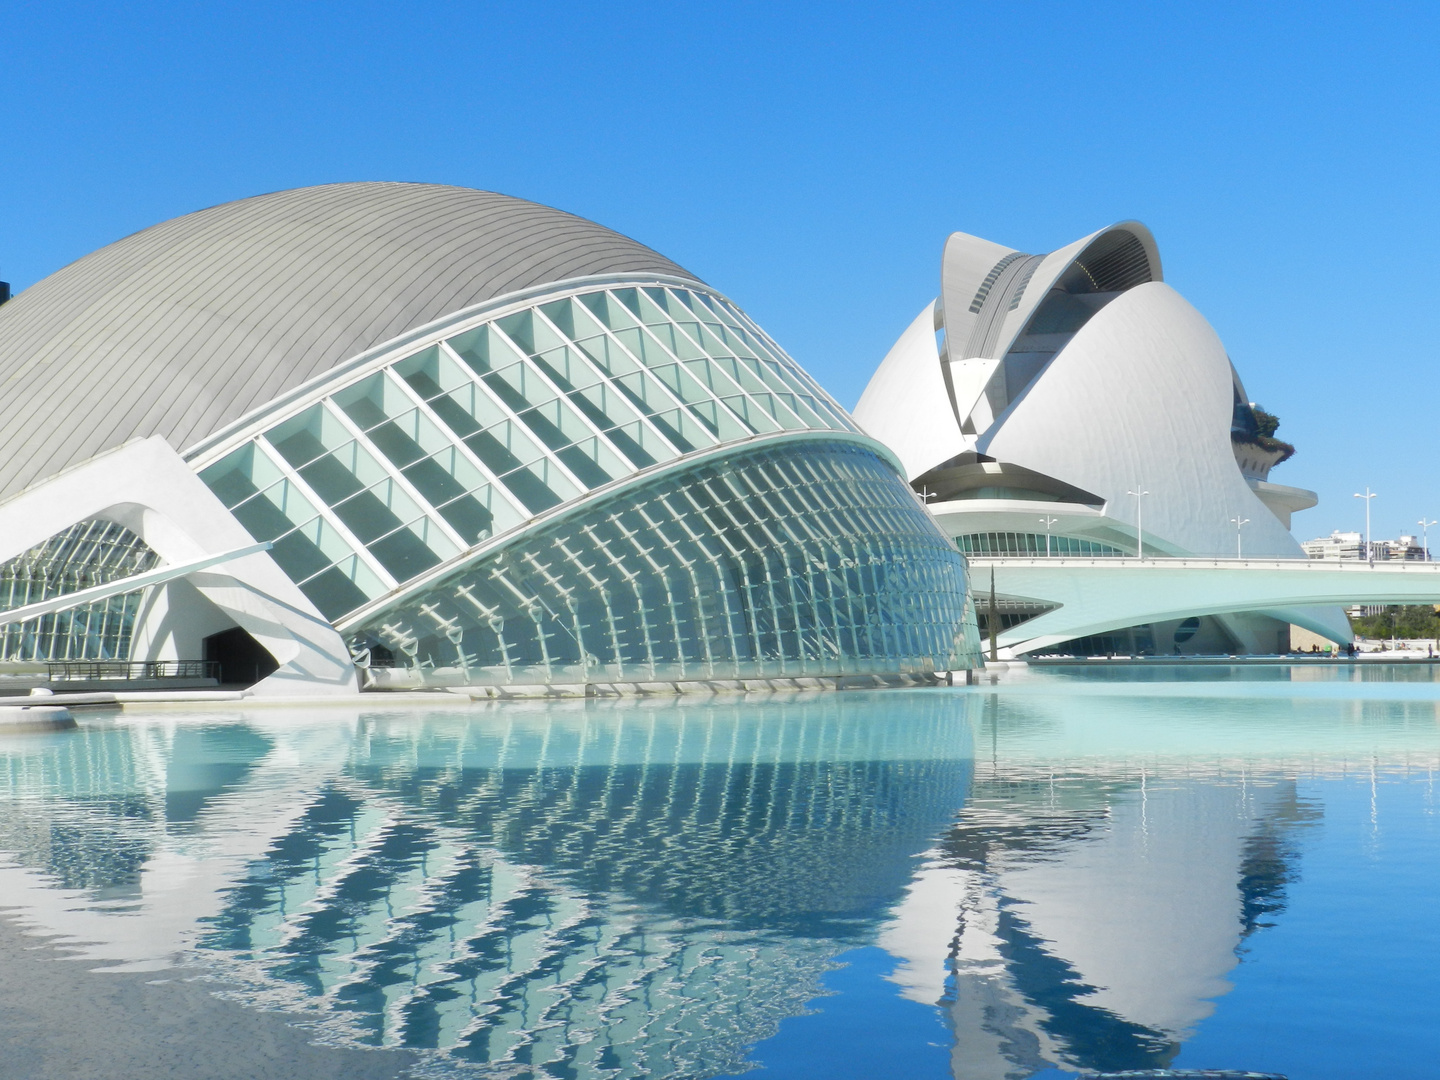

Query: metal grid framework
left=200, top=282, right=858, bottom=623
left=0, top=521, right=157, bottom=661
left=957, top=531, right=1127, bottom=558
left=353, top=440, right=978, bottom=686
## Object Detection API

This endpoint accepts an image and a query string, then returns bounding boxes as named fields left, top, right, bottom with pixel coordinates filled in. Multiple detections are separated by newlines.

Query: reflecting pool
left=0, top=665, right=1437, bottom=1078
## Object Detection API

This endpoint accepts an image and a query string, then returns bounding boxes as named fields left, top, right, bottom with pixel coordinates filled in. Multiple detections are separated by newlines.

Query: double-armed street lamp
left=1127, top=487, right=1149, bottom=560
left=1039, top=515, right=1059, bottom=558
left=1354, top=488, right=1377, bottom=562
left=1230, top=517, right=1250, bottom=559
left=1420, top=518, right=1436, bottom=562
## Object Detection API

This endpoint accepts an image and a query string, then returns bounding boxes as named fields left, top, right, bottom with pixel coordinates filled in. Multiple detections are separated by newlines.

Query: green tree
left=1351, top=605, right=1440, bottom=639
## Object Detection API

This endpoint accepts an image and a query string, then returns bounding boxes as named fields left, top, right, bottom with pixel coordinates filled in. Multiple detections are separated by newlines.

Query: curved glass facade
left=195, top=277, right=980, bottom=686
left=199, top=282, right=857, bottom=622
left=351, top=440, right=977, bottom=686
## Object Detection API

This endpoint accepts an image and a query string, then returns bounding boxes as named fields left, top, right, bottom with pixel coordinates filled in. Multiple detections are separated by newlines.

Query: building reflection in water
left=0, top=693, right=973, bottom=1077
left=877, top=674, right=1440, bottom=1079
left=0, top=672, right=1436, bottom=1079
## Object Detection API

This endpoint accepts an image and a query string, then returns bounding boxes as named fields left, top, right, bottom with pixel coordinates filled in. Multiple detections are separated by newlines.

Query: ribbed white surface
left=0, top=182, right=695, bottom=501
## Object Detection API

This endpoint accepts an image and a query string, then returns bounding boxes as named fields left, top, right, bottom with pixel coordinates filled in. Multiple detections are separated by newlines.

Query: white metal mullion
left=587, top=298, right=718, bottom=448
left=484, top=321, right=628, bottom=486
left=653, top=289, right=786, bottom=433
left=435, top=338, right=591, bottom=496
left=699, top=295, right=843, bottom=429
left=526, top=307, right=657, bottom=463
left=324, top=401, right=470, bottom=554
left=624, top=305, right=751, bottom=439
left=382, top=360, right=527, bottom=527
left=253, top=437, right=399, bottom=591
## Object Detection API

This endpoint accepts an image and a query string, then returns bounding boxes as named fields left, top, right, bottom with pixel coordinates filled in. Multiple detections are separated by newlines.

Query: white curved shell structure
left=856, top=221, right=1348, bottom=655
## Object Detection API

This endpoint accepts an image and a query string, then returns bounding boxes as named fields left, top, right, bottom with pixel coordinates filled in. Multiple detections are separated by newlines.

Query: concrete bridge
left=967, top=556, right=1440, bottom=655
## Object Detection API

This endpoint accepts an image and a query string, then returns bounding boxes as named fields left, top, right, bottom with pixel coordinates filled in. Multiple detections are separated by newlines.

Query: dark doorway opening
left=203, top=626, right=279, bottom=686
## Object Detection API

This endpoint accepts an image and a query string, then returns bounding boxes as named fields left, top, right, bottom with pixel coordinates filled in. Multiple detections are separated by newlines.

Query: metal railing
left=47, top=660, right=220, bottom=682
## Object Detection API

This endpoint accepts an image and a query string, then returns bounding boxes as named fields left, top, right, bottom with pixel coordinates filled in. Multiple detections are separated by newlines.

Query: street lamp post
left=1039, top=515, right=1058, bottom=558
left=1420, top=518, right=1437, bottom=562
left=1126, top=487, right=1149, bottom=559
left=1230, top=517, right=1250, bottom=559
left=1354, top=488, right=1377, bottom=562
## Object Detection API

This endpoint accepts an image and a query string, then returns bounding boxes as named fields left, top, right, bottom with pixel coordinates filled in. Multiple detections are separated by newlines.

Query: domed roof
left=0, top=182, right=697, bottom=501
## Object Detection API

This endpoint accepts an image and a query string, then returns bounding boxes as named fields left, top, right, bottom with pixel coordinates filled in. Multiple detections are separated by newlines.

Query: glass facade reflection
left=197, top=279, right=979, bottom=684
left=3, top=675, right=1439, bottom=1077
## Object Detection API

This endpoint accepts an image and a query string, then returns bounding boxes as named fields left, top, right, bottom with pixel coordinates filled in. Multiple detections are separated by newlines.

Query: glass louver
left=350, top=441, right=979, bottom=686
left=200, top=283, right=860, bottom=623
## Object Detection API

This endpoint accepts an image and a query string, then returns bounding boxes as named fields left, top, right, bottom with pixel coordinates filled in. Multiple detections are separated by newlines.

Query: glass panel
left=425, top=384, right=546, bottom=476
left=480, top=359, right=557, bottom=415
left=231, top=479, right=319, bottom=542
left=200, top=444, right=284, bottom=509
left=394, top=344, right=472, bottom=400
left=296, top=439, right=388, bottom=506
left=298, top=563, right=373, bottom=622
left=565, top=382, right=673, bottom=468
left=447, top=323, right=525, bottom=376
left=579, top=290, right=640, bottom=332
left=649, top=409, right=711, bottom=454
left=571, top=332, right=640, bottom=379
left=265, top=404, right=353, bottom=469
left=432, top=481, right=517, bottom=546
left=269, top=514, right=354, bottom=583
left=557, top=435, right=624, bottom=490
left=367, top=518, right=455, bottom=582
left=332, top=475, right=425, bottom=545
left=499, top=456, right=580, bottom=515
left=717, top=394, right=780, bottom=434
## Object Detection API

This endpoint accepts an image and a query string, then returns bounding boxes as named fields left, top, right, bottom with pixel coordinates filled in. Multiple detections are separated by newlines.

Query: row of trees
left=1350, top=605, right=1440, bottom=640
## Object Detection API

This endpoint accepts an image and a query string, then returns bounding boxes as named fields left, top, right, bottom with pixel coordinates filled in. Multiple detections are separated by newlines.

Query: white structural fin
left=852, top=301, right=967, bottom=481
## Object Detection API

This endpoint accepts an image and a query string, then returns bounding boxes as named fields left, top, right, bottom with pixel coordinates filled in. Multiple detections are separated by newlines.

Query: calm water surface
left=0, top=665, right=1437, bottom=1079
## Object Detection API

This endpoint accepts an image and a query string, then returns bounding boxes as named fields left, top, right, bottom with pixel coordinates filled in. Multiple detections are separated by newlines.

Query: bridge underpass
left=966, top=556, right=1440, bottom=656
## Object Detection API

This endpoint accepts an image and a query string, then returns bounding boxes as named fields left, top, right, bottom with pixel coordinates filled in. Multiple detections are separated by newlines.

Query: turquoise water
left=0, top=665, right=1437, bottom=1078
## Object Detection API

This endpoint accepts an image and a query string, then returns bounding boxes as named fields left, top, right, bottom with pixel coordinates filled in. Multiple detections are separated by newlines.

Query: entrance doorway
left=203, top=627, right=279, bottom=686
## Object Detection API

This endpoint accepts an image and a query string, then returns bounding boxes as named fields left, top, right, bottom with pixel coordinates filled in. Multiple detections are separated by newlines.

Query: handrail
left=47, top=660, right=220, bottom=681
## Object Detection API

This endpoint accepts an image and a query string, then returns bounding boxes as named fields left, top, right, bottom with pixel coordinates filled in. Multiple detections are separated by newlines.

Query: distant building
left=1377, top=535, right=1429, bottom=561
left=1302, top=531, right=1364, bottom=560
left=1302, top=530, right=1428, bottom=562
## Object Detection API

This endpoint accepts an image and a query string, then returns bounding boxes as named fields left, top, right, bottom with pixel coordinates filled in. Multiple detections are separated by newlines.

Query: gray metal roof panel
left=0, top=182, right=697, bottom=500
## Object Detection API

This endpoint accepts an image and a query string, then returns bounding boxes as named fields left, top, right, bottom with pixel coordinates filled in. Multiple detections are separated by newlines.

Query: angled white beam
left=0, top=542, right=271, bottom=627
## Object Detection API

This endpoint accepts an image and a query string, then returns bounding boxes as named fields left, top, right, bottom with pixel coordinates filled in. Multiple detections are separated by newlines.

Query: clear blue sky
left=3, top=1, right=1436, bottom=542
